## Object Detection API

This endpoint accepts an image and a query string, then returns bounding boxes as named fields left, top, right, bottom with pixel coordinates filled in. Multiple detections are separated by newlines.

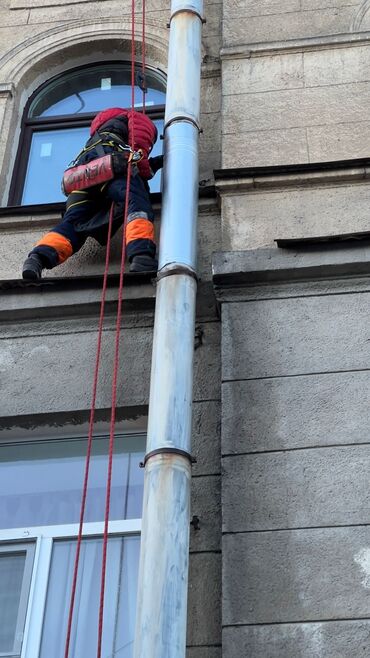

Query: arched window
left=9, top=62, right=166, bottom=205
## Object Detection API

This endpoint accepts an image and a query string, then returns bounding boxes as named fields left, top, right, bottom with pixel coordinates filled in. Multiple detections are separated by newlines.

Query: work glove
left=149, top=155, right=164, bottom=176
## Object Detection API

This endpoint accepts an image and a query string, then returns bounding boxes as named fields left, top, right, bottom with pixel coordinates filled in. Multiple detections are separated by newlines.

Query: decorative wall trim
left=0, top=83, right=14, bottom=97
left=10, top=0, right=97, bottom=7
left=220, top=31, right=370, bottom=60
left=212, top=246, right=370, bottom=290
left=0, top=19, right=169, bottom=83
left=214, top=160, right=370, bottom=193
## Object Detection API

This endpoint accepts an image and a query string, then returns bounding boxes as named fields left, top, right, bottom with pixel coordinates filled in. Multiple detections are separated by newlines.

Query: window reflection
left=29, top=64, right=166, bottom=117
left=22, top=127, right=89, bottom=205
left=0, top=436, right=145, bottom=529
left=22, top=118, right=163, bottom=204
left=40, top=536, right=139, bottom=658
left=12, top=63, right=166, bottom=205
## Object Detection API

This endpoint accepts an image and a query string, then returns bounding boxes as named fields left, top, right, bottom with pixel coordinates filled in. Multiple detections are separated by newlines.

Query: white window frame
left=0, top=431, right=144, bottom=658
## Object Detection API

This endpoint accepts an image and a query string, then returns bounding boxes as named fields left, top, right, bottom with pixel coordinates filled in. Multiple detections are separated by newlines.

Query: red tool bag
left=62, top=154, right=116, bottom=196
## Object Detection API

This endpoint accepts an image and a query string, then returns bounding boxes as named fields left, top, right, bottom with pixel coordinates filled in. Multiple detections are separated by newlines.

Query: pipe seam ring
left=140, top=447, right=196, bottom=468
left=156, top=265, right=198, bottom=283
left=169, top=8, right=204, bottom=23
left=164, top=116, right=202, bottom=133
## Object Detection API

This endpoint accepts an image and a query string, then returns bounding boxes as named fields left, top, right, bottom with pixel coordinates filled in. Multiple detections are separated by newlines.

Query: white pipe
left=133, top=0, right=203, bottom=654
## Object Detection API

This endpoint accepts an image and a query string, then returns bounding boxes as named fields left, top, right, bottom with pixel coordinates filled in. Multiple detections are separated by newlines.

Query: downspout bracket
left=140, top=447, right=197, bottom=468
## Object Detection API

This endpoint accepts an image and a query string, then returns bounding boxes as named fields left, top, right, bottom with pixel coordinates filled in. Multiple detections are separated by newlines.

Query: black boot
left=22, top=254, right=44, bottom=280
left=129, top=255, right=158, bottom=273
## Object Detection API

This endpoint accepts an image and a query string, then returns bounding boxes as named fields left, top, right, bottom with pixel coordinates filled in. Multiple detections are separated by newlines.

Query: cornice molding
left=212, top=245, right=370, bottom=294
left=221, top=31, right=370, bottom=60
left=214, top=160, right=370, bottom=193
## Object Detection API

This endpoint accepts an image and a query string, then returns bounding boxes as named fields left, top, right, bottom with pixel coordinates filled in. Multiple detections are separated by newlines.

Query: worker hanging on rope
left=22, top=107, right=163, bottom=280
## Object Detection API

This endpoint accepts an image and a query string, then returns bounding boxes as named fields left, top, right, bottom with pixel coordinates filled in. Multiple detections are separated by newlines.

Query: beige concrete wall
left=218, top=172, right=370, bottom=250
left=222, top=42, right=370, bottom=168
left=219, top=1, right=370, bottom=249
left=223, top=0, right=367, bottom=47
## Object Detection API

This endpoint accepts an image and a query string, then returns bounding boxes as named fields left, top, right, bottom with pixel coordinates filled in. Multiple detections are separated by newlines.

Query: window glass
left=22, top=119, right=163, bottom=204
left=13, top=63, right=165, bottom=205
left=22, top=127, right=89, bottom=205
left=40, top=535, right=139, bottom=658
left=29, top=65, right=166, bottom=117
left=0, top=436, right=145, bottom=529
left=149, top=118, right=164, bottom=194
left=0, top=553, right=25, bottom=654
left=0, top=544, right=35, bottom=657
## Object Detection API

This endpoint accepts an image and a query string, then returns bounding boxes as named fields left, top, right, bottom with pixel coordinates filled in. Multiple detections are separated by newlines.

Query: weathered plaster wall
left=0, top=277, right=221, bottom=654
left=215, top=248, right=370, bottom=657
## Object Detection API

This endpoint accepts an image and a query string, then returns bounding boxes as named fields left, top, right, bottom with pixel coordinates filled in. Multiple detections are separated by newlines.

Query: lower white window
left=0, top=433, right=145, bottom=658
left=0, top=543, right=35, bottom=658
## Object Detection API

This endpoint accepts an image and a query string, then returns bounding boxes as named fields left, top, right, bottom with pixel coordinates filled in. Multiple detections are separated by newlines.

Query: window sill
left=0, top=187, right=216, bottom=218
left=0, top=192, right=164, bottom=217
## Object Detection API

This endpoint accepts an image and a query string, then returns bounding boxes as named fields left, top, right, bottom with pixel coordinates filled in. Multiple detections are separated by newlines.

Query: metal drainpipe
left=133, top=0, right=203, bottom=656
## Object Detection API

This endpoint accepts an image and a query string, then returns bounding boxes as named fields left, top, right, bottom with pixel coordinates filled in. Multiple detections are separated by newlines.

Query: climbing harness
left=63, top=0, right=147, bottom=656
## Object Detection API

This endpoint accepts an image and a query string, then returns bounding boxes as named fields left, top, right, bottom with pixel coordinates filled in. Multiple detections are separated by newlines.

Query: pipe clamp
left=140, top=447, right=196, bottom=468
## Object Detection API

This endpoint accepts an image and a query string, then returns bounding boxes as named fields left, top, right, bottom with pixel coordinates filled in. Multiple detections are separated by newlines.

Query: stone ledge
left=0, top=274, right=157, bottom=321
left=222, top=621, right=370, bottom=658
left=0, top=83, right=14, bottom=97
left=214, top=160, right=370, bottom=193
left=0, top=275, right=217, bottom=321
left=212, top=245, right=370, bottom=290
left=220, top=31, right=370, bottom=59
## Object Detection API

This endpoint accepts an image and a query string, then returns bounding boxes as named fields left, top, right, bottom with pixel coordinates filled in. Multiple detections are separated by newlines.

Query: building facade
left=1, top=0, right=370, bottom=656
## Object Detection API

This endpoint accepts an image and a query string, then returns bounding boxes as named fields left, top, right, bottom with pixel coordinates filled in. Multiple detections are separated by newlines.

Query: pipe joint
left=164, top=116, right=201, bottom=133
left=156, top=263, right=198, bottom=283
left=140, top=447, right=197, bottom=468
left=169, top=8, right=204, bottom=23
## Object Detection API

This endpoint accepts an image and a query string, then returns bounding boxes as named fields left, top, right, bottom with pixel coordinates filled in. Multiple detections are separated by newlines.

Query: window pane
left=22, top=121, right=163, bottom=204
left=40, top=536, right=140, bottom=658
left=0, top=436, right=145, bottom=530
left=0, top=553, right=25, bottom=654
left=22, top=127, right=89, bottom=204
left=0, top=545, right=34, bottom=657
left=29, top=65, right=166, bottom=117
left=150, top=119, right=164, bottom=194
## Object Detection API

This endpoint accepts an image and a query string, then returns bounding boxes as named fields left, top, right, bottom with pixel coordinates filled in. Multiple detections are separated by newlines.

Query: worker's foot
left=129, top=255, right=158, bottom=273
left=22, top=254, right=44, bottom=280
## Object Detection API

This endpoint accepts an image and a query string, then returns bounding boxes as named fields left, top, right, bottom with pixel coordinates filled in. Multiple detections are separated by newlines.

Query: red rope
left=142, top=0, right=146, bottom=113
left=65, top=0, right=142, bottom=653
left=96, top=2, right=137, bottom=657
left=96, top=163, right=132, bottom=658
left=63, top=202, right=115, bottom=658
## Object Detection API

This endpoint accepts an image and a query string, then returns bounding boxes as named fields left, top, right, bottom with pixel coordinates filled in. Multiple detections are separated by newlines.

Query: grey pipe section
left=133, top=0, right=203, bottom=655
